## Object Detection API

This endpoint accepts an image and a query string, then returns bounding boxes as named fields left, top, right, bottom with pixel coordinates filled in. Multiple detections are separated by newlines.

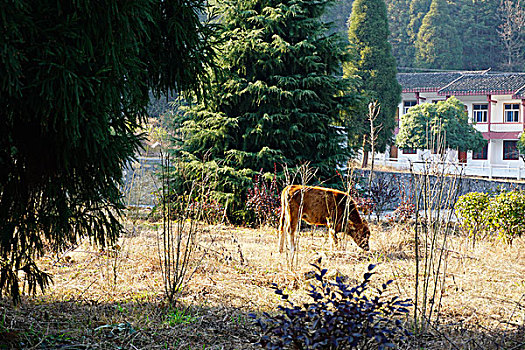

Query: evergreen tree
left=324, top=0, right=356, bottom=35
left=415, top=0, right=463, bottom=69
left=386, top=0, right=414, bottom=68
left=345, top=0, right=401, bottom=161
left=176, top=0, right=358, bottom=222
left=458, top=0, right=501, bottom=70
left=406, top=0, right=432, bottom=67
left=0, top=0, right=213, bottom=301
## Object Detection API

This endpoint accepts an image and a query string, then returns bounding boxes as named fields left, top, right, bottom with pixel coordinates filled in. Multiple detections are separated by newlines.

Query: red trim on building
left=482, top=131, right=521, bottom=139
left=522, top=99, right=525, bottom=132
left=438, top=90, right=516, bottom=96
left=487, top=94, right=492, bottom=131
left=402, top=88, right=440, bottom=93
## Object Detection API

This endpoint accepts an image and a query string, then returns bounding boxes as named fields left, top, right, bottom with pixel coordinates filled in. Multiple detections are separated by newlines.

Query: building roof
left=514, top=84, right=525, bottom=99
left=398, top=71, right=525, bottom=98
left=397, top=72, right=463, bottom=92
left=439, top=73, right=525, bottom=97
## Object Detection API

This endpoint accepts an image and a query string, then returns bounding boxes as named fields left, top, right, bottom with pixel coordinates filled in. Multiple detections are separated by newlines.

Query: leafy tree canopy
left=395, top=97, right=487, bottom=152
left=517, top=132, right=525, bottom=162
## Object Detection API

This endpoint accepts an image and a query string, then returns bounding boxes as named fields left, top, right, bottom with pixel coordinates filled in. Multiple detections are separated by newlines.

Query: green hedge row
left=455, top=190, right=525, bottom=245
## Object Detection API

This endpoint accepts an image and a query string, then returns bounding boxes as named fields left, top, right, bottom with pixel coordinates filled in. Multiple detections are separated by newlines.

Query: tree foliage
left=0, top=0, right=213, bottom=301
left=345, top=0, right=401, bottom=154
left=457, top=0, right=501, bottom=70
left=320, top=0, right=523, bottom=72
left=498, top=0, right=525, bottom=70
left=386, top=0, right=414, bottom=67
left=414, top=0, right=463, bottom=69
left=174, top=0, right=359, bottom=222
left=395, top=97, right=487, bottom=152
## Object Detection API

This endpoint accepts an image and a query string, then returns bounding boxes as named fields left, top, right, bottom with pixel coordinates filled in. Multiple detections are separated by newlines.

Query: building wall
left=396, top=93, right=524, bottom=168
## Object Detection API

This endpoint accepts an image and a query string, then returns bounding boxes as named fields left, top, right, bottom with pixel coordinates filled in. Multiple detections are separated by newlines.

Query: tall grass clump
left=410, top=134, right=463, bottom=337
left=157, top=151, right=211, bottom=304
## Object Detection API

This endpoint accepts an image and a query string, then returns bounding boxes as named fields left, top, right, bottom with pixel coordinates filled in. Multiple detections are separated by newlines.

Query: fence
left=121, top=156, right=162, bottom=208
left=378, top=157, right=525, bottom=180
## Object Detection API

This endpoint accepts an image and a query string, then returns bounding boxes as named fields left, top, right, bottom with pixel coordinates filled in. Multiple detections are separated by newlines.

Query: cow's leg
left=279, top=198, right=287, bottom=253
left=326, top=217, right=339, bottom=250
left=279, top=213, right=289, bottom=253
left=288, top=210, right=299, bottom=254
left=279, top=226, right=285, bottom=253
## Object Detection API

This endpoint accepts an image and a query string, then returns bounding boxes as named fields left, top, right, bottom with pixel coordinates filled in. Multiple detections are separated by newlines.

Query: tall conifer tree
left=386, top=0, right=413, bottom=68
left=458, top=0, right=501, bottom=70
left=415, top=0, right=463, bottom=69
left=176, top=0, right=358, bottom=220
left=406, top=0, right=432, bottom=67
left=0, top=0, right=213, bottom=301
left=345, top=0, right=401, bottom=161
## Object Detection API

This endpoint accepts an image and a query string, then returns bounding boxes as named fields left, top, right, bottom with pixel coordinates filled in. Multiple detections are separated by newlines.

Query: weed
left=165, top=308, right=197, bottom=326
left=246, top=167, right=281, bottom=228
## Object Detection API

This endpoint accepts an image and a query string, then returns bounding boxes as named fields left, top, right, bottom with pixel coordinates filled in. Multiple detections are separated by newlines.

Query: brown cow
left=278, top=185, right=370, bottom=253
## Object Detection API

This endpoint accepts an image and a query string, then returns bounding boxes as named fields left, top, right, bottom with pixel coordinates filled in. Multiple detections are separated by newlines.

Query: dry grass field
left=0, top=215, right=524, bottom=349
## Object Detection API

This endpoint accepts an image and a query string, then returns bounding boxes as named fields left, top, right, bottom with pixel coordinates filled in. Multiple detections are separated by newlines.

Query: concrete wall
left=355, top=169, right=525, bottom=210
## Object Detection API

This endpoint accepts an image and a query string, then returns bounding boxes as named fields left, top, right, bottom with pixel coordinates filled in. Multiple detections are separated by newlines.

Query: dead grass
left=0, top=218, right=524, bottom=349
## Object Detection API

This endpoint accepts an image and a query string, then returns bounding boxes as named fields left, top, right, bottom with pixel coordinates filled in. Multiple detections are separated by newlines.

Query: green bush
left=166, top=154, right=257, bottom=225
left=455, top=190, right=525, bottom=244
left=485, top=190, right=525, bottom=244
left=455, top=192, right=490, bottom=244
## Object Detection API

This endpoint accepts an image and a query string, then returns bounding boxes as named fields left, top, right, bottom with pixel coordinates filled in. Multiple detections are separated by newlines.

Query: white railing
left=489, top=123, right=524, bottom=132
left=377, top=157, right=525, bottom=180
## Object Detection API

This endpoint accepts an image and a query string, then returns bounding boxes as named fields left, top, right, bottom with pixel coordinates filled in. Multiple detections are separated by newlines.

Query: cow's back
left=285, top=185, right=346, bottom=226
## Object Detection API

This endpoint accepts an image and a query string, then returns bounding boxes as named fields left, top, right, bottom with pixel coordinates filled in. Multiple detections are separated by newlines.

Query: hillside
left=325, top=0, right=524, bottom=72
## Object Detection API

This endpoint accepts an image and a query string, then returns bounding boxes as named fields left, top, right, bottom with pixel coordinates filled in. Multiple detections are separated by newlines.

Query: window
left=473, top=104, right=488, bottom=123
left=403, top=101, right=417, bottom=114
left=504, top=104, right=520, bottom=123
left=402, top=148, right=417, bottom=154
left=503, top=140, right=519, bottom=160
left=472, top=144, right=488, bottom=160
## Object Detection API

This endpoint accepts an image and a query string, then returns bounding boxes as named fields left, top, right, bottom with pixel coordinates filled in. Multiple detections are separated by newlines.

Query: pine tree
left=458, top=0, right=501, bottom=70
left=415, top=0, right=463, bottom=69
left=0, top=0, right=213, bottom=301
left=176, top=0, right=358, bottom=222
left=345, top=0, right=401, bottom=162
left=386, top=0, right=414, bottom=68
left=406, top=0, right=432, bottom=67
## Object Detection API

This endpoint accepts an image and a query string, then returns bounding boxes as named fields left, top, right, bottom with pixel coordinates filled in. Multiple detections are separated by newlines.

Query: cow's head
left=346, top=221, right=370, bottom=251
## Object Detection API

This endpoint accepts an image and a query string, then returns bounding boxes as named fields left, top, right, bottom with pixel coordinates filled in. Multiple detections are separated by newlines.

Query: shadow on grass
left=0, top=298, right=259, bottom=349
left=1, top=296, right=523, bottom=350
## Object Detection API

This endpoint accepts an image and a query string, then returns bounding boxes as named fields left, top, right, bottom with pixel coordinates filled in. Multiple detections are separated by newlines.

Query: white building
left=387, top=71, right=525, bottom=179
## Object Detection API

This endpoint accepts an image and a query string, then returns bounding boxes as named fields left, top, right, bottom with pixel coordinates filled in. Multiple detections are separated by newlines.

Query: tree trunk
left=361, top=151, right=369, bottom=168
left=361, top=135, right=369, bottom=168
